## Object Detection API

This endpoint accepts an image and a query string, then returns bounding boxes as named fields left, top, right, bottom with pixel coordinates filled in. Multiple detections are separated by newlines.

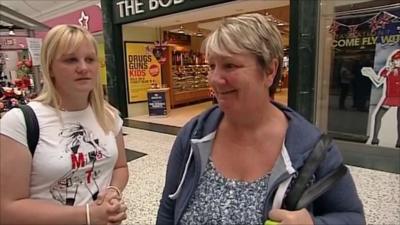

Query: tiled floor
left=122, top=127, right=400, bottom=225
left=127, top=89, right=288, bottom=128
left=128, top=101, right=214, bottom=127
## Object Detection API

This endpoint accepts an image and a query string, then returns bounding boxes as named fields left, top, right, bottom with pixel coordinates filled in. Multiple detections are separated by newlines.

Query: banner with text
left=330, top=11, right=400, bottom=49
left=125, top=42, right=161, bottom=103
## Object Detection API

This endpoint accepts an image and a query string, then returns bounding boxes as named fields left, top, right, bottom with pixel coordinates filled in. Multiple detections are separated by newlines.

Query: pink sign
left=0, top=37, right=27, bottom=50
left=37, top=5, right=103, bottom=38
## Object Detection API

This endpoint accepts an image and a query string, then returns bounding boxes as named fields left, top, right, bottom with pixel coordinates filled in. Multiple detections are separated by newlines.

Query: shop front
left=101, top=0, right=399, bottom=172
left=314, top=0, right=399, bottom=172
left=0, top=5, right=49, bottom=115
left=102, top=0, right=290, bottom=127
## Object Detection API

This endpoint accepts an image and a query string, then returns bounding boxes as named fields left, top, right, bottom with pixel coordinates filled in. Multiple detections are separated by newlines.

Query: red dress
left=380, top=67, right=400, bottom=106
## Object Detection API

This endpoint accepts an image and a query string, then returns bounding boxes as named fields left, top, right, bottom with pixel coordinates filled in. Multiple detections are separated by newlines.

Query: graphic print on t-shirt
left=49, top=123, right=110, bottom=205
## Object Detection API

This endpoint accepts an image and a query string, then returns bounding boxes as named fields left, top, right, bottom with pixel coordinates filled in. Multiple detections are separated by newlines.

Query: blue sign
left=147, top=91, right=168, bottom=116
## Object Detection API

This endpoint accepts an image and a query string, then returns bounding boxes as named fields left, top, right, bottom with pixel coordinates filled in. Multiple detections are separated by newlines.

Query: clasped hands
left=90, top=187, right=127, bottom=225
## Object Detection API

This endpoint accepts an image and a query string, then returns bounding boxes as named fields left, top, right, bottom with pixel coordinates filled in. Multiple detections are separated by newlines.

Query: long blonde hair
left=35, top=24, right=118, bottom=133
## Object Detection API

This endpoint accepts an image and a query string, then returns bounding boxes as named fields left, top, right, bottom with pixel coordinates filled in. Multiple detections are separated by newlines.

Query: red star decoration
left=378, top=13, right=393, bottom=30
left=348, top=25, right=359, bottom=38
left=369, top=15, right=380, bottom=34
left=329, top=21, right=339, bottom=36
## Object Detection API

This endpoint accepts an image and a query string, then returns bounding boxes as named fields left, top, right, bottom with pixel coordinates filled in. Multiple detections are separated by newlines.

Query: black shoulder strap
left=294, top=164, right=347, bottom=209
left=19, top=104, right=39, bottom=156
left=284, top=134, right=349, bottom=210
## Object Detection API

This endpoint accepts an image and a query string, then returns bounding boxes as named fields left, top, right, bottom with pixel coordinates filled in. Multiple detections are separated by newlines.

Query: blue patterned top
left=180, top=159, right=271, bottom=225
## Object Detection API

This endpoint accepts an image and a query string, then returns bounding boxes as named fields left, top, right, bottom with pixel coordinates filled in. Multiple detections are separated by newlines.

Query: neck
left=224, top=102, right=279, bottom=130
left=220, top=102, right=287, bottom=143
left=58, top=92, right=90, bottom=111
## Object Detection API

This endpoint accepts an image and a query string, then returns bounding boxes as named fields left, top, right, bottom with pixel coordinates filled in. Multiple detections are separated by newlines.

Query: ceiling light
left=177, top=25, right=185, bottom=34
left=196, top=31, right=203, bottom=37
left=8, top=28, right=15, bottom=36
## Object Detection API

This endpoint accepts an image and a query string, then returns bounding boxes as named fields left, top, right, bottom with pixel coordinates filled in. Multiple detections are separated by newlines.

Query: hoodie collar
left=193, top=102, right=320, bottom=170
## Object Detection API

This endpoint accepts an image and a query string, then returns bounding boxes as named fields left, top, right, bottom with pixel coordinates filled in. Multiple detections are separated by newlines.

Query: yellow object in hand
left=264, top=220, right=279, bottom=225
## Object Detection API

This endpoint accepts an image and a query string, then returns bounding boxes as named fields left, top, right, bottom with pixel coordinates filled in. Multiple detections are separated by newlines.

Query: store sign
left=0, top=37, right=27, bottom=50
left=26, top=38, right=42, bottom=66
left=330, top=11, right=400, bottom=49
left=125, top=42, right=162, bottom=103
left=113, top=0, right=234, bottom=24
left=42, top=5, right=103, bottom=35
left=147, top=91, right=168, bottom=116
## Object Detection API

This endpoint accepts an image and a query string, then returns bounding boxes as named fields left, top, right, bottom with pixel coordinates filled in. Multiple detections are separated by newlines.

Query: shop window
left=317, top=0, right=400, bottom=149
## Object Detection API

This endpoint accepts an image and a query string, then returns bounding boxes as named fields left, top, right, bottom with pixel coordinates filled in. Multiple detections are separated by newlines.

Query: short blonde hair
left=35, top=24, right=118, bottom=133
left=203, top=13, right=284, bottom=93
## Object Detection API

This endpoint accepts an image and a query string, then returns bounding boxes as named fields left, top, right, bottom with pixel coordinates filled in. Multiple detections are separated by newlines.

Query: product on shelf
left=172, top=65, right=210, bottom=93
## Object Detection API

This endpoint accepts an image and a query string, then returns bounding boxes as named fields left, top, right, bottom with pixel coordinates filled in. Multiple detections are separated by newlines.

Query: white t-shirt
left=0, top=101, right=123, bottom=206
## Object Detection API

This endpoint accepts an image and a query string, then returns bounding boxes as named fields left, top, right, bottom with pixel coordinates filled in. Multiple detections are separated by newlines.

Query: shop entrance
left=123, top=1, right=290, bottom=128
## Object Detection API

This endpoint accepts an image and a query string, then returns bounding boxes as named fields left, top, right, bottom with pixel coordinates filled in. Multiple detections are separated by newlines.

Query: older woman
left=156, top=13, right=365, bottom=225
left=1, top=25, right=128, bottom=225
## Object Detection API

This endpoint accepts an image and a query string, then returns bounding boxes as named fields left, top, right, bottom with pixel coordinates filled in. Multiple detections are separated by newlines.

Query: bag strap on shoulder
left=18, top=104, right=39, bottom=156
left=284, top=134, right=348, bottom=210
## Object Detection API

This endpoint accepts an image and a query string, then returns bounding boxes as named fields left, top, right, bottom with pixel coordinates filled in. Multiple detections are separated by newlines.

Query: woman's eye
left=225, top=63, right=237, bottom=69
left=86, top=58, right=95, bottom=63
left=64, top=58, right=77, bottom=63
left=209, top=64, right=216, bottom=70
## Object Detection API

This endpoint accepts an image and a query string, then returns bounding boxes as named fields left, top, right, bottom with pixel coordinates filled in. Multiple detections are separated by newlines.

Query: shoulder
left=380, top=67, right=389, bottom=77
left=173, top=106, right=221, bottom=151
left=1, top=106, right=24, bottom=123
left=104, top=104, right=123, bottom=136
left=0, top=106, right=28, bottom=147
left=275, top=103, right=323, bottom=157
left=275, top=102, right=321, bottom=139
left=182, top=105, right=222, bottom=139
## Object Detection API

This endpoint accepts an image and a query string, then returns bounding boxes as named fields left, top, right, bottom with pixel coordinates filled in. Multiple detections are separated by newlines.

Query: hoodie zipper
left=175, top=144, right=203, bottom=225
left=262, top=172, right=293, bottom=221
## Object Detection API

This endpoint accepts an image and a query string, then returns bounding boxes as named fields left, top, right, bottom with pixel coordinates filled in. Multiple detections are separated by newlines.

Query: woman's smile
left=218, top=89, right=237, bottom=95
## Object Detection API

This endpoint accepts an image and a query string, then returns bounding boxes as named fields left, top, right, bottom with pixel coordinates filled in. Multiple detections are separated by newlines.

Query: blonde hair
left=35, top=24, right=118, bottom=133
left=202, top=13, right=284, bottom=93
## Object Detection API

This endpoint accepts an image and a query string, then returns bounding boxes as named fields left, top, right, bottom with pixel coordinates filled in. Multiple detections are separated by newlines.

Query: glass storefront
left=119, top=1, right=290, bottom=125
left=317, top=0, right=400, bottom=150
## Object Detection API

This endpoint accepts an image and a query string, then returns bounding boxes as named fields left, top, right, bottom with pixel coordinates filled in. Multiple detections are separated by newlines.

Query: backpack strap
left=284, top=134, right=348, bottom=210
left=18, top=104, right=39, bottom=156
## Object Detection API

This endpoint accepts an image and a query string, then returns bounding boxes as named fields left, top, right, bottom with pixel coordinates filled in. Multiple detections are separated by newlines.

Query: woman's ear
left=264, top=58, right=279, bottom=88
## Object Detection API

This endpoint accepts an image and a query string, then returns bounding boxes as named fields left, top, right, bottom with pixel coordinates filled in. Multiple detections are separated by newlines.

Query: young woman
left=0, top=24, right=128, bottom=225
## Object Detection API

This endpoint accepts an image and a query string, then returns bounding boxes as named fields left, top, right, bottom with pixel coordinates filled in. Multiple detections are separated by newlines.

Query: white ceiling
left=0, top=0, right=98, bottom=22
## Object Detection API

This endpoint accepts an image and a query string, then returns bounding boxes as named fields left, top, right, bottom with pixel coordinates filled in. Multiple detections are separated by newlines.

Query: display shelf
left=163, top=47, right=211, bottom=108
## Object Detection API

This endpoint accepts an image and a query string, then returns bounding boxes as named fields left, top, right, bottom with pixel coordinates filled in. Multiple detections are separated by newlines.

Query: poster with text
left=125, top=42, right=161, bottom=103
left=361, top=14, right=400, bottom=149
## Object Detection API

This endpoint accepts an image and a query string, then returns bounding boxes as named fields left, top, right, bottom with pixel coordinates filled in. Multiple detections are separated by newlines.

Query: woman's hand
left=96, top=187, right=121, bottom=206
left=268, top=208, right=314, bottom=225
left=90, top=198, right=127, bottom=225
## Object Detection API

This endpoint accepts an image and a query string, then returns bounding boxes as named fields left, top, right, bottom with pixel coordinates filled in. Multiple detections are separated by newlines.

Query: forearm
left=1, top=199, right=86, bottom=225
left=110, top=166, right=129, bottom=192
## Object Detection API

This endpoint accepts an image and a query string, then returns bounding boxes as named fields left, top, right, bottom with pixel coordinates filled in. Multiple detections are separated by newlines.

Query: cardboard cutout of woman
left=361, top=49, right=400, bottom=148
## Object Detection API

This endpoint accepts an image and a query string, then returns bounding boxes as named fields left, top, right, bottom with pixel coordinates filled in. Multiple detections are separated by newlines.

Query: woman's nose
left=208, top=68, right=226, bottom=86
left=77, top=60, right=89, bottom=72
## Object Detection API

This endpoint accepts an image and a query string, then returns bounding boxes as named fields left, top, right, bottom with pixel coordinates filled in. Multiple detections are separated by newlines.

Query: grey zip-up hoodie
left=156, top=103, right=365, bottom=225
